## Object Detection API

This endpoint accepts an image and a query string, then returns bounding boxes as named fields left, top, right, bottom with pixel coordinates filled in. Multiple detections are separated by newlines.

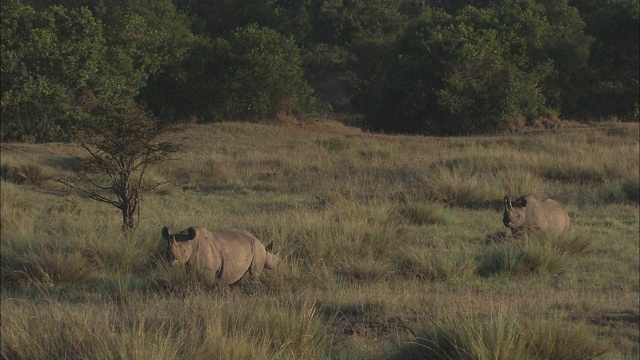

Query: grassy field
left=1, top=120, right=638, bottom=359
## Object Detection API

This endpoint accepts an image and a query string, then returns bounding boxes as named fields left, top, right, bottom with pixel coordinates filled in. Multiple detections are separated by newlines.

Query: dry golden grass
left=1, top=121, right=638, bottom=359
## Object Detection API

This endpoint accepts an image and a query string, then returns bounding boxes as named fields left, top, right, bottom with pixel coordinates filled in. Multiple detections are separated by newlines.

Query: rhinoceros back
left=520, top=196, right=569, bottom=236
left=539, top=199, right=570, bottom=236
left=210, top=228, right=256, bottom=285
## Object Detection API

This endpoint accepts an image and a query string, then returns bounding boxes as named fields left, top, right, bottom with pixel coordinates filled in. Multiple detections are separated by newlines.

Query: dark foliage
left=1, top=0, right=637, bottom=140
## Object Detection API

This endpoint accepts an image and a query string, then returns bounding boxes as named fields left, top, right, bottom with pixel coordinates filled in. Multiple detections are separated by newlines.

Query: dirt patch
left=1, top=143, right=82, bottom=157
left=583, top=312, right=640, bottom=327
left=335, top=315, right=413, bottom=337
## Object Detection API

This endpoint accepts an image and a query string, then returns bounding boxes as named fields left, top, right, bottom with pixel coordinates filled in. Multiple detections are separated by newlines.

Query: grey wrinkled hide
left=162, top=226, right=280, bottom=285
left=503, top=195, right=570, bottom=236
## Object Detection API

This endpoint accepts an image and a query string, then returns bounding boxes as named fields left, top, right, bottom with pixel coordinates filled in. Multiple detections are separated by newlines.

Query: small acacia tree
left=64, top=101, right=177, bottom=232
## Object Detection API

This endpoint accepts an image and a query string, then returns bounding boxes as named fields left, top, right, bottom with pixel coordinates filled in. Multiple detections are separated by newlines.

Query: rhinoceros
left=162, top=226, right=280, bottom=285
left=503, top=195, right=570, bottom=236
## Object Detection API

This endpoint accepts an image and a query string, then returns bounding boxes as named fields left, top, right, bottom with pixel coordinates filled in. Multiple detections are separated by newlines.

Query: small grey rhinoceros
left=503, top=195, right=570, bottom=236
left=162, top=226, right=280, bottom=285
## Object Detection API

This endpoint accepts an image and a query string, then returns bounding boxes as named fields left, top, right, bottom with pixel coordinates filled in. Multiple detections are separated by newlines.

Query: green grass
left=477, top=238, right=567, bottom=277
left=1, top=121, right=638, bottom=359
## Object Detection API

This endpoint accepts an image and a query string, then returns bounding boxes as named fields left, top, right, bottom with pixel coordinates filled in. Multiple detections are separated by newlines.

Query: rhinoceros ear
left=265, top=241, right=274, bottom=252
left=162, top=226, right=171, bottom=241
left=187, top=227, right=197, bottom=240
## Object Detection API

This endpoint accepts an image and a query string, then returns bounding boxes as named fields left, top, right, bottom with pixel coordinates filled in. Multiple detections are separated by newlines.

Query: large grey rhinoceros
left=503, top=195, right=570, bottom=236
left=162, top=226, right=280, bottom=285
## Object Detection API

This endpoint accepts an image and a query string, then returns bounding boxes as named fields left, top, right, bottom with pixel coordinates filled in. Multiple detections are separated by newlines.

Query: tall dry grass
left=1, top=121, right=638, bottom=359
left=1, top=293, right=332, bottom=360
left=392, top=307, right=609, bottom=360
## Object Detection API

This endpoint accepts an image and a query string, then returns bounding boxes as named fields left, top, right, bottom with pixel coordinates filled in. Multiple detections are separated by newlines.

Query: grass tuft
left=392, top=310, right=611, bottom=360
left=524, top=317, right=611, bottom=360
left=1, top=162, right=54, bottom=185
left=1, top=181, right=29, bottom=212
left=0, top=294, right=334, bottom=360
left=605, top=178, right=640, bottom=204
left=484, top=231, right=512, bottom=244
left=551, top=233, right=592, bottom=256
left=1, top=247, right=94, bottom=288
left=85, top=238, right=155, bottom=274
left=336, top=255, right=392, bottom=282
left=359, top=147, right=391, bottom=160
left=393, top=310, right=531, bottom=360
left=395, top=244, right=476, bottom=281
left=477, top=240, right=565, bottom=277
left=315, top=137, right=350, bottom=152
left=424, top=165, right=491, bottom=208
left=395, top=203, right=453, bottom=226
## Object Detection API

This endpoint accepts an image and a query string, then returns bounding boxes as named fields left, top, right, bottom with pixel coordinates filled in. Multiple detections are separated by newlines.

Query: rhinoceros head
left=503, top=196, right=527, bottom=229
left=162, top=226, right=197, bottom=266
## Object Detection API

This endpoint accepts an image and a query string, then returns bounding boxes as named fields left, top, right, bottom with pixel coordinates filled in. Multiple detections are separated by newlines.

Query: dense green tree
left=94, top=0, right=195, bottom=94
left=1, top=0, right=199, bottom=141
left=573, top=0, right=639, bottom=120
left=218, top=24, right=321, bottom=120
left=526, top=0, right=591, bottom=117
left=351, top=0, right=598, bottom=134
left=173, top=0, right=281, bottom=37
left=142, top=24, right=322, bottom=123
left=1, top=0, right=637, bottom=141
left=137, top=35, right=222, bottom=123
left=352, top=6, right=549, bottom=134
left=1, top=3, right=111, bottom=142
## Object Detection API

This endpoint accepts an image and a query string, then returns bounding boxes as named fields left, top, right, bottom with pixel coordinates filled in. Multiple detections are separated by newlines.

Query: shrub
left=622, top=178, right=640, bottom=203
left=216, top=24, right=322, bottom=121
left=353, top=6, right=552, bottom=135
left=0, top=4, right=107, bottom=142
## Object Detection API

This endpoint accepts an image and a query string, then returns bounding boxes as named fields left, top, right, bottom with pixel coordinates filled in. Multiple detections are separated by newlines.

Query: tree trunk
left=120, top=191, right=139, bottom=232
left=121, top=203, right=133, bottom=232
